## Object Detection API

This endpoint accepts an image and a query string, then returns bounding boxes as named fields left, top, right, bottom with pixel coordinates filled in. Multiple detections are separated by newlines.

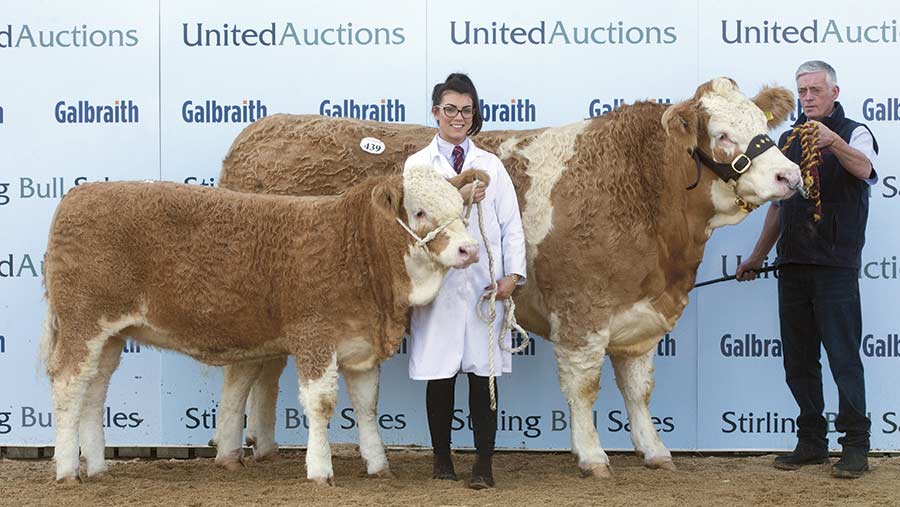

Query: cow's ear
left=371, top=177, right=403, bottom=220
left=661, top=100, right=699, bottom=149
left=447, top=169, right=491, bottom=190
left=753, top=85, right=795, bottom=128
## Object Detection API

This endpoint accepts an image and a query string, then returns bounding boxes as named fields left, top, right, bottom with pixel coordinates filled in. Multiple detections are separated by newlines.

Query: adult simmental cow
left=216, top=78, right=801, bottom=477
left=40, top=166, right=486, bottom=483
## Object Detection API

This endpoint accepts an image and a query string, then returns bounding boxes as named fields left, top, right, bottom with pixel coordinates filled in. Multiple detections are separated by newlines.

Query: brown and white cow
left=216, top=78, right=801, bottom=477
left=40, top=166, right=486, bottom=483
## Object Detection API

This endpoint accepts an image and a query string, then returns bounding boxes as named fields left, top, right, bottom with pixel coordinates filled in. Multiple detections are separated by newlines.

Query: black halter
left=685, top=133, right=776, bottom=190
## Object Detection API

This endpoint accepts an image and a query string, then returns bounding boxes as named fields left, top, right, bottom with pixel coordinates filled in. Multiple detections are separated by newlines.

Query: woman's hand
left=459, top=181, right=486, bottom=204
left=486, top=275, right=519, bottom=300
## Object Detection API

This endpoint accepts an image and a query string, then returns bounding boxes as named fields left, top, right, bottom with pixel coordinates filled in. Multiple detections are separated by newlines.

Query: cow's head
left=372, top=165, right=483, bottom=304
left=663, top=78, right=802, bottom=230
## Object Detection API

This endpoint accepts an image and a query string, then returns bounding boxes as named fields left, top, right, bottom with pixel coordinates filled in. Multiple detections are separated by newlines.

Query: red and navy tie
left=452, top=145, right=464, bottom=174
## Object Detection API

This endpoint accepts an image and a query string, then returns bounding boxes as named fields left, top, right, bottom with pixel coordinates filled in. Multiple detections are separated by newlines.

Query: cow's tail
left=39, top=304, right=60, bottom=378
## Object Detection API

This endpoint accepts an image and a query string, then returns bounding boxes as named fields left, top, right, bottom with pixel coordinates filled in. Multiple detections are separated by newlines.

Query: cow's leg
left=342, top=365, right=391, bottom=477
left=214, top=360, right=264, bottom=471
left=554, top=336, right=611, bottom=478
left=246, top=356, right=286, bottom=462
left=297, top=352, right=339, bottom=485
left=78, top=336, right=125, bottom=478
left=611, top=349, right=675, bottom=470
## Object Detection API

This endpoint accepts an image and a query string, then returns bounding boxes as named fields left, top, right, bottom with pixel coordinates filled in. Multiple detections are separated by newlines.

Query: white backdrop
left=0, top=0, right=897, bottom=452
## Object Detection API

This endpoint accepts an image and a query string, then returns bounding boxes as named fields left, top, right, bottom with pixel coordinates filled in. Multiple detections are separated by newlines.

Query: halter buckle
left=731, top=154, right=751, bottom=174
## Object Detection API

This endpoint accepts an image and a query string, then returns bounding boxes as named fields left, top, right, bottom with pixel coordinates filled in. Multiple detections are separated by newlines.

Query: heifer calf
left=40, top=166, right=485, bottom=484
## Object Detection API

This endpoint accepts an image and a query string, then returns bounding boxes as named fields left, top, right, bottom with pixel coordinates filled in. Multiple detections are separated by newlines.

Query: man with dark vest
left=737, top=60, right=878, bottom=479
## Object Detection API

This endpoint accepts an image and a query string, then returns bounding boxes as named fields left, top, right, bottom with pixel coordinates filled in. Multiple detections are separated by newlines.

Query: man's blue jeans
left=778, top=264, right=871, bottom=450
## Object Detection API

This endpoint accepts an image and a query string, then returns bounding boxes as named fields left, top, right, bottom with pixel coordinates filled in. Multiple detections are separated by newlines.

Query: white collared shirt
left=435, top=135, right=470, bottom=168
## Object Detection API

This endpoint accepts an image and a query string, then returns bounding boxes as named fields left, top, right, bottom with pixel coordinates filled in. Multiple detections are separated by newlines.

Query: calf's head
left=372, top=164, right=482, bottom=281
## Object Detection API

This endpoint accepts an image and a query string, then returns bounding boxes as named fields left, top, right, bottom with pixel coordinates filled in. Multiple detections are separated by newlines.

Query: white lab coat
left=403, top=135, right=527, bottom=380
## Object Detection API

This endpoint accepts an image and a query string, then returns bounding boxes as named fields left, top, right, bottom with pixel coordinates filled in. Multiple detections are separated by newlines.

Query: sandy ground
left=1, top=447, right=898, bottom=507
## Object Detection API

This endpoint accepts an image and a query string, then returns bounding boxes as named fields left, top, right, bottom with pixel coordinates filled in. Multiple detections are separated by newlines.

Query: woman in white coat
left=403, top=73, right=527, bottom=489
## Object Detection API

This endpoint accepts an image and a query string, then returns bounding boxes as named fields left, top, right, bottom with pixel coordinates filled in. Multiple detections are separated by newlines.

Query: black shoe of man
left=831, top=447, right=869, bottom=479
left=774, top=440, right=829, bottom=471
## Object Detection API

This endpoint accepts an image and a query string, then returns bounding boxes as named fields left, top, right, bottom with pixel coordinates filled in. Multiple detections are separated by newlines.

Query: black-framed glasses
left=440, top=104, right=475, bottom=119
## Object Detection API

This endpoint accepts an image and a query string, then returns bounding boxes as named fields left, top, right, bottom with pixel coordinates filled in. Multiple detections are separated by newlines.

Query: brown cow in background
left=215, top=78, right=800, bottom=477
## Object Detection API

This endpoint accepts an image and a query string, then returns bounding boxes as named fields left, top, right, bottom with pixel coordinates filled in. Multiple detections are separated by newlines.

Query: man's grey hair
left=796, top=60, right=837, bottom=88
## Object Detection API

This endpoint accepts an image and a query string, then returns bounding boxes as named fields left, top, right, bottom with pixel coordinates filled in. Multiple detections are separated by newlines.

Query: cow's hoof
left=215, top=458, right=245, bottom=472
left=309, top=476, right=335, bottom=486
left=56, top=475, right=82, bottom=486
left=253, top=450, right=282, bottom=463
left=83, top=472, right=107, bottom=482
left=368, top=468, right=396, bottom=479
left=245, top=436, right=257, bottom=447
left=645, top=457, right=677, bottom=471
left=85, top=466, right=109, bottom=479
left=580, top=463, right=612, bottom=478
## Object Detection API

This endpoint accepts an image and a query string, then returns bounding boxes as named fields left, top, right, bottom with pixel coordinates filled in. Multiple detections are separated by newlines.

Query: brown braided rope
left=735, top=193, right=758, bottom=214
left=781, top=122, right=823, bottom=221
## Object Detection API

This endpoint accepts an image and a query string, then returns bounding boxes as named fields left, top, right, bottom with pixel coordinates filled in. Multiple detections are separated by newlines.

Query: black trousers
left=778, top=264, right=871, bottom=450
left=426, top=373, right=497, bottom=457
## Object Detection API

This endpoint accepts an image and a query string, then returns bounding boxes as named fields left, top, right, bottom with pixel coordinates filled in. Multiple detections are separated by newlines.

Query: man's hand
left=486, top=275, right=519, bottom=300
left=736, top=256, right=764, bottom=281
left=809, top=120, right=840, bottom=150
left=459, top=181, right=486, bottom=204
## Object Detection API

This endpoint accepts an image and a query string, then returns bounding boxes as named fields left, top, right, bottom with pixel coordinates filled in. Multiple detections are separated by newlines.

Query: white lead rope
left=464, top=180, right=531, bottom=410
left=395, top=217, right=454, bottom=247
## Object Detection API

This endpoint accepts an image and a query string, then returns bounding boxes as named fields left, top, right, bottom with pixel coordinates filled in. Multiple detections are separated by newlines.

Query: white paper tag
left=359, top=137, right=385, bottom=155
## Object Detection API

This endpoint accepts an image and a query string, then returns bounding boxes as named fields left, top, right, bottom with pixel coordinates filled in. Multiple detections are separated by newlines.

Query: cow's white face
left=699, top=79, right=801, bottom=209
left=402, top=165, right=479, bottom=270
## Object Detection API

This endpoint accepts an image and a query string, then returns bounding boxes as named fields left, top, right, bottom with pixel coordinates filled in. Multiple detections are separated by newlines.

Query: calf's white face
left=402, top=165, right=479, bottom=270
left=700, top=78, right=801, bottom=205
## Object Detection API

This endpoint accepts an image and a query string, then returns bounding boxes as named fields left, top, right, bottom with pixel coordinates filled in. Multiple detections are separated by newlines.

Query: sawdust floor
left=1, top=447, right=898, bottom=506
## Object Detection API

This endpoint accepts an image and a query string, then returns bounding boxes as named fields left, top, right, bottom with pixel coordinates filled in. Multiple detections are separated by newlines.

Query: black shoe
left=774, top=440, right=829, bottom=470
left=469, top=454, right=495, bottom=490
left=832, top=447, right=869, bottom=479
left=432, top=453, right=458, bottom=481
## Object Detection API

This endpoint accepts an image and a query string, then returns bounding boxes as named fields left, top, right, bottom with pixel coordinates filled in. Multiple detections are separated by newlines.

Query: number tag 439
left=359, top=137, right=385, bottom=155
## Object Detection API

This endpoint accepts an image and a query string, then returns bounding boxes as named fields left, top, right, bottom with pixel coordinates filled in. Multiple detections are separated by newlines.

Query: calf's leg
left=214, top=360, right=264, bottom=471
left=297, top=352, right=339, bottom=485
left=48, top=321, right=114, bottom=482
left=343, top=365, right=391, bottom=476
left=79, top=336, right=125, bottom=478
left=246, top=356, right=286, bottom=461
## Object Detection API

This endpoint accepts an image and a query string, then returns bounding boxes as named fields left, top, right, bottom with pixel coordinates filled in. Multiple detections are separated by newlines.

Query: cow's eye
left=415, top=210, right=426, bottom=219
left=717, top=133, right=730, bottom=142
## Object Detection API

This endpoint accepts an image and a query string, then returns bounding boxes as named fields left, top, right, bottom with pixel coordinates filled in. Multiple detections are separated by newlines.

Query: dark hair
left=431, top=73, right=483, bottom=136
